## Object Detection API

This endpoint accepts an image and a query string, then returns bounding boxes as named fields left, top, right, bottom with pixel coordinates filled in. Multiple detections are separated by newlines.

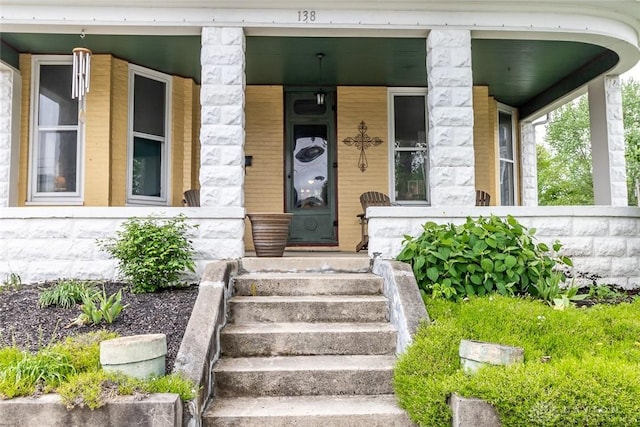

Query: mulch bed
left=0, top=282, right=199, bottom=373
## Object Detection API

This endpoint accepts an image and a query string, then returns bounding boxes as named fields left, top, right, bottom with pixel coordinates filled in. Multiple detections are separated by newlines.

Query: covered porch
left=0, top=2, right=639, bottom=284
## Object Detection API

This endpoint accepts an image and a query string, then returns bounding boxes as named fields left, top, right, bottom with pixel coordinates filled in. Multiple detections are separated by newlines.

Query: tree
left=538, top=79, right=640, bottom=206
left=622, top=79, right=640, bottom=205
left=539, top=96, right=593, bottom=205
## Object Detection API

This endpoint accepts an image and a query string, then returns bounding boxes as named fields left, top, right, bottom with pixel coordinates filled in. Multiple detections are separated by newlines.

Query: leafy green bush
left=394, top=296, right=640, bottom=426
left=396, top=215, right=572, bottom=300
left=98, top=215, right=197, bottom=293
left=38, top=279, right=97, bottom=309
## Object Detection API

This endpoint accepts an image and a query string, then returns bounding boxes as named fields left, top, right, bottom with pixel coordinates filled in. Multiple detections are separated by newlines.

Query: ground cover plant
left=394, top=296, right=640, bottom=426
left=0, top=331, right=196, bottom=409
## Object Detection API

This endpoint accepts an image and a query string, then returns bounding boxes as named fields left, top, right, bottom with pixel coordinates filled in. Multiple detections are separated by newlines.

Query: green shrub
left=58, top=371, right=197, bottom=410
left=67, top=287, right=127, bottom=327
left=394, top=296, right=640, bottom=426
left=1, top=272, right=22, bottom=292
left=396, top=215, right=572, bottom=300
left=0, top=349, right=76, bottom=397
left=38, top=279, right=97, bottom=309
left=49, top=331, right=118, bottom=372
left=98, top=215, right=197, bottom=293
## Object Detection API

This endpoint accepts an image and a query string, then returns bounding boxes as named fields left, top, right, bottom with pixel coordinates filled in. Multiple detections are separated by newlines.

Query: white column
left=199, top=27, right=246, bottom=207
left=426, top=29, right=475, bottom=206
left=588, top=75, right=628, bottom=206
left=520, top=121, right=538, bottom=206
left=0, top=65, right=20, bottom=207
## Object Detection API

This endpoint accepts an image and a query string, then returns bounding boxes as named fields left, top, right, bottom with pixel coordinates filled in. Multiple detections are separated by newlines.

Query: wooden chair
left=356, top=191, right=392, bottom=252
left=182, top=189, right=200, bottom=207
left=476, top=190, right=491, bottom=206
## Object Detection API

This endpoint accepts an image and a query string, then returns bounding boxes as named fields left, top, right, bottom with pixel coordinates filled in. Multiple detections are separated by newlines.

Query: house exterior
left=1, top=1, right=639, bottom=286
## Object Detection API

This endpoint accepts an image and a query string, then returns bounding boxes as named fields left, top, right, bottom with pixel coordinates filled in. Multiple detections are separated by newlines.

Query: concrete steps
left=213, top=355, right=396, bottom=397
left=234, top=272, right=383, bottom=296
left=204, top=258, right=414, bottom=426
left=220, top=322, right=397, bottom=356
left=203, top=395, right=414, bottom=427
left=229, top=295, right=389, bottom=323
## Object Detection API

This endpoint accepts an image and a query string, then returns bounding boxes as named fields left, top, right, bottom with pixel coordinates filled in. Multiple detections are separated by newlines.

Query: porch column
left=199, top=27, right=246, bottom=207
left=520, top=121, right=539, bottom=206
left=426, top=29, right=475, bottom=206
left=588, top=75, right=628, bottom=206
left=0, top=65, right=20, bottom=207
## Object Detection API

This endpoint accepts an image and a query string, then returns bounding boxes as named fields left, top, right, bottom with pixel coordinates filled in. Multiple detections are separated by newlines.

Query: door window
left=293, top=124, right=328, bottom=209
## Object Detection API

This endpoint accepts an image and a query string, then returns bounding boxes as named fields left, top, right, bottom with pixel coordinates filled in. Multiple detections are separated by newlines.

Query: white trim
left=387, top=87, right=429, bottom=205
left=126, top=64, right=172, bottom=206
left=27, top=55, right=85, bottom=205
left=497, top=102, right=519, bottom=206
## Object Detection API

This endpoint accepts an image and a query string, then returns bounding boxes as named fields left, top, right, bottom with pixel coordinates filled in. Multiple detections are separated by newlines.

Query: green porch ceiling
left=1, top=33, right=615, bottom=114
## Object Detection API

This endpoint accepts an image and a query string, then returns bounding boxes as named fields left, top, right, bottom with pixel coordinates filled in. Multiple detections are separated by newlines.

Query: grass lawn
left=394, top=295, right=640, bottom=426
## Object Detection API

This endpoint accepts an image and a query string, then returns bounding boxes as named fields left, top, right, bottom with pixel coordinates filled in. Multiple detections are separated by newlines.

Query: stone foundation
left=367, top=206, right=640, bottom=288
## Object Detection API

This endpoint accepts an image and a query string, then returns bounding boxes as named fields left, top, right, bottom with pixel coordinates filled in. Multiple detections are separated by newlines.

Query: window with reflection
left=127, top=67, right=170, bottom=204
left=390, top=91, right=429, bottom=203
left=29, top=58, right=82, bottom=202
left=499, top=109, right=517, bottom=205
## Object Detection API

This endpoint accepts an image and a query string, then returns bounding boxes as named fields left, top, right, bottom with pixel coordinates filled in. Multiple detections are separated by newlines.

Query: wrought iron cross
left=342, top=121, right=383, bottom=172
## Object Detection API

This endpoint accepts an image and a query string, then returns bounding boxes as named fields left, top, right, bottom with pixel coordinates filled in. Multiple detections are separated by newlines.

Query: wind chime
left=71, top=31, right=91, bottom=101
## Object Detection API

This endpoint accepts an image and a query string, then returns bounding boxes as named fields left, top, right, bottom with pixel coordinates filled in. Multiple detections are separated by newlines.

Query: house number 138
left=297, top=10, right=316, bottom=22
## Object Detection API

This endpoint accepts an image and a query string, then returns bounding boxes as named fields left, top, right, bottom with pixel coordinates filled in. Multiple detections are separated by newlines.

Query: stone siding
left=0, top=207, right=244, bottom=284
left=0, top=68, right=12, bottom=207
left=367, top=206, right=640, bottom=288
left=427, top=29, right=475, bottom=206
left=199, top=27, right=246, bottom=208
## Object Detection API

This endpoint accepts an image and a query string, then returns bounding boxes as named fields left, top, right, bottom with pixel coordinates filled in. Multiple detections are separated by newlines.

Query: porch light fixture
left=71, top=31, right=91, bottom=101
left=314, top=53, right=326, bottom=105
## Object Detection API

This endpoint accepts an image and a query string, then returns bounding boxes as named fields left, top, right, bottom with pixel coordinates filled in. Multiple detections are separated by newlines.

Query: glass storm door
left=285, top=90, right=337, bottom=245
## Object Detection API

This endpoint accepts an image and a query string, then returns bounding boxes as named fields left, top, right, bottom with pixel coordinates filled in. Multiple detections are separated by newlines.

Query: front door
left=285, top=89, right=337, bottom=245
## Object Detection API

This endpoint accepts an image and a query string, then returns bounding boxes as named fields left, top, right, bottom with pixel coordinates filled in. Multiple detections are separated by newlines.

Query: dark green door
left=285, top=89, right=337, bottom=245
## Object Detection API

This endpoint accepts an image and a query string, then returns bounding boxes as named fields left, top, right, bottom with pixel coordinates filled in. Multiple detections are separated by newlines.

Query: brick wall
left=244, top=85, right=284, bottom=249
left=337, top=86, right=389, bottom=251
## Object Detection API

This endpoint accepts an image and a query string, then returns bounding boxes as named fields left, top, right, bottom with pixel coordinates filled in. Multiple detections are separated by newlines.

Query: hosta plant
left=396, top=215, right=573, bottom=300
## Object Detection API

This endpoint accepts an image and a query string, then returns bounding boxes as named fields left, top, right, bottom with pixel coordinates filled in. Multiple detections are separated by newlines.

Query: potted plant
left=247, top=213, right=293, bottom=257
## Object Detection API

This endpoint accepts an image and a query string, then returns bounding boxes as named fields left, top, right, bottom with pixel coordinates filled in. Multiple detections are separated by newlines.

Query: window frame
left=387, top=88, right=430, bottom=205
left=126, top=64, right=172, bottom=206
left=497, top=103, right=519, bottom=206
left=27, top=55, right=84, bottom=205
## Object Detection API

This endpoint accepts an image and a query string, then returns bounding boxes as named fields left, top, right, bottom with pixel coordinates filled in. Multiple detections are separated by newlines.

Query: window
left=28, top=56, right=83, bottom=204
left=127, top=65, right=171, bottom=205
left=498, top=106, right=518, bottom=206
left=389, top=89, right=429, bottom=204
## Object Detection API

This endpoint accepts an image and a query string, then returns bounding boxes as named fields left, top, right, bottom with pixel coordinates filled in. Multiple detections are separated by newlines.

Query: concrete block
left=449, top=393, right=502, bottom=427
left=459, top=340, right=524, bottom=374
left=100, top=334, right=167, bottom=379
left=0, top=393, right=182, bottom=427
